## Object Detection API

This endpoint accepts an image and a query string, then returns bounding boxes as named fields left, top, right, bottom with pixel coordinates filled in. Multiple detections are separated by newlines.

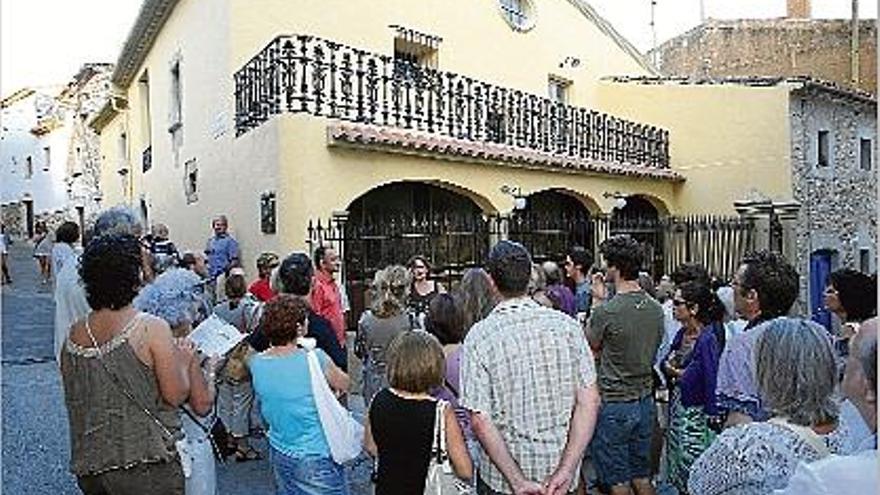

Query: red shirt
left=310, top=271, right=346, bottom=346
left=248, top=278, right=276, bottom=302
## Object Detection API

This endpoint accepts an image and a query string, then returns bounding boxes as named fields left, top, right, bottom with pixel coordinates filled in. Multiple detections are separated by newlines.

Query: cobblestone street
left=0, top=243, right=371, bottom=494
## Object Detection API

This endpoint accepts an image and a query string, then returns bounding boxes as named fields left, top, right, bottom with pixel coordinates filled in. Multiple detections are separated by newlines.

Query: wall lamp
left=603, top=191, right=628, bottom=210
left=500, top=184, right=528, bottom=210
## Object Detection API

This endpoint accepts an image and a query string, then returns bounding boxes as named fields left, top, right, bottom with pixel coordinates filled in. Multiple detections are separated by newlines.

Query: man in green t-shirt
left=586, top=235, right=663, bottom=495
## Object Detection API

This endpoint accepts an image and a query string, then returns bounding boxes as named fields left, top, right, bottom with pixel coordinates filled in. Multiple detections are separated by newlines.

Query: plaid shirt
left=461, top=297, right=596, bottom=493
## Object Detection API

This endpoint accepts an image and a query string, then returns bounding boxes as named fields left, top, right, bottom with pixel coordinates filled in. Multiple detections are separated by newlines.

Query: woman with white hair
left=688, top=317, right=851, bottom=495
left=135, top=268, right=220, bottom=495
left=355, top=265, right=411, bottom=407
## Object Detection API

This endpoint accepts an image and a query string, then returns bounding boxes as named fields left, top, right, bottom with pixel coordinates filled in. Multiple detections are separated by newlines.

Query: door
left=23, top=199, right=34, bottom=238
left=810, top=250, right=833, bottom=330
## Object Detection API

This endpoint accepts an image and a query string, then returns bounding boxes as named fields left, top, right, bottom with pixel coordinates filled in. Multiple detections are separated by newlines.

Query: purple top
left=670, top=324, right=721, bottom=415
left=431, top=346, right=473, bottom=440
left=545, top=284, right=577, bottom=317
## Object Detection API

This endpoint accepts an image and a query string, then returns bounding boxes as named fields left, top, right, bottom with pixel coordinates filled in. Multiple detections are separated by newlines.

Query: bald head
left=843, top=317, right=878, bottom=433
left=856, top=318, right=877, bottom=389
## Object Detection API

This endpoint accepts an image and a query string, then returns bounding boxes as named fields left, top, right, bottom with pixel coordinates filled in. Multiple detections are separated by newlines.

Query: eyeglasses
left=412, top=264, right=426, bottom=269
left=672, top=299, right=688, bottom=306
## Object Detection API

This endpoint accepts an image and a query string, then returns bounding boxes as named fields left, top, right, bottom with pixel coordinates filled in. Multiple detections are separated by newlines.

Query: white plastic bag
left=424, top=400, right=473, bottom=495
left=306, top=348, right=364, bottom=464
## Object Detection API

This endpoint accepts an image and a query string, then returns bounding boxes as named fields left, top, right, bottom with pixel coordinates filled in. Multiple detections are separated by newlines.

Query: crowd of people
left=46, top=205, right=878, bottom=495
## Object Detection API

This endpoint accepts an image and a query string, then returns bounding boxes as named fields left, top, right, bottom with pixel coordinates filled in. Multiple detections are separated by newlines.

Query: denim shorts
left=270, top=448, right=349, bottom=495
left=590, top=394, right=655, bottom=487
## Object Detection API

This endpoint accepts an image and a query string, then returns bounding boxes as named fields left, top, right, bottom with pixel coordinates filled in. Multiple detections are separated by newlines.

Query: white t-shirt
left=0, top=233, right=7, bottom=254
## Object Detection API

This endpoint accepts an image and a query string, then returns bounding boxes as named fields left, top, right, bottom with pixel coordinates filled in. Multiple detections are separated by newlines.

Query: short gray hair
left=755, top=317, right=838, bottom=426
left=93, top=206, right=143, bottom=238
left=134, top=268, right=204, bottom=329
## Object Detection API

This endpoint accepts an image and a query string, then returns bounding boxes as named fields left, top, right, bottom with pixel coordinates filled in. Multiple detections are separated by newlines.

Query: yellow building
left=93, top=0, right=875, bottom=314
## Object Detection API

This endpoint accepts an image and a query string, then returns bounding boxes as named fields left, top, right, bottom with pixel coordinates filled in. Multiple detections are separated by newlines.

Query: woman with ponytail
left=355, top=265, right=411, bottom=407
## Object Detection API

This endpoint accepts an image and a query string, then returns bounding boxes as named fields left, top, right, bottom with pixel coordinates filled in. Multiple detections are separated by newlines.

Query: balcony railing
left=234, top=34, right=670, bottom=169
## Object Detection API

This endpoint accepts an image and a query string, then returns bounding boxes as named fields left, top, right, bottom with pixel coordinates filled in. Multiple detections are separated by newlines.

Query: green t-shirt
left=588, top=290, right=663, bottom=402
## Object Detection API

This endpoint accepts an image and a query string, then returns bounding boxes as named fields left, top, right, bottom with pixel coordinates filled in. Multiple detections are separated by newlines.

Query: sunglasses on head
left=672, top=298, right=688, bottom=306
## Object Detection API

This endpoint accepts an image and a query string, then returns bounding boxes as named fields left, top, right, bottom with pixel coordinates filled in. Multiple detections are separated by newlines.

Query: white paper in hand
left=188, top=314, right=246, bottom=357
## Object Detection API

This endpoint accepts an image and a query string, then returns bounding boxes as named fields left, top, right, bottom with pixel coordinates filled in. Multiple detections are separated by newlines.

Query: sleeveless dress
left=61, top=313, right=184, bottom=492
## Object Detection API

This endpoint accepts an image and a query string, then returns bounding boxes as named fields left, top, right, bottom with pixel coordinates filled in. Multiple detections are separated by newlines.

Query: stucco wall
left=267, top=113, right=677, bottom=253
left=228, top=0, right=652, bottom=107
left=595, top=81, right=793, bottom=214
left=790, top=90, right=877, bottom=310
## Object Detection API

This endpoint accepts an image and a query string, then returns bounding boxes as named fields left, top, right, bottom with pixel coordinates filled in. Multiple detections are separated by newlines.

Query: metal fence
left=308, top=212, right=754, bottom=325
left=235, top=34, right=670, bottom=169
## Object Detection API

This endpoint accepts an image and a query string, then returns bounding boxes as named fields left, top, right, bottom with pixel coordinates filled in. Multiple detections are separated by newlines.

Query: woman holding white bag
left=365, top=331, right=473, bottom=495
left=248, top=294, right=351, bottom=495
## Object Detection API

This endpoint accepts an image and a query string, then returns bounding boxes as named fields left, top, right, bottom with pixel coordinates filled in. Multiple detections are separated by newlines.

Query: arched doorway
left=509, top=189, right=595, bottom=263
left=610, top=195, right=663, bottom=277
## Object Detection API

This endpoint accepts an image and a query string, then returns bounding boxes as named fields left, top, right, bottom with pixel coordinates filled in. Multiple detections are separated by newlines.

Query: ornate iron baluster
left=312, top=43, right=326, bottom=115
left=327, top=41, right=339, bottom=118
left=298, top=35, right=311, bottom=112
left=340, top=50, right=353, bottom=120
left=355, top=50, right=365, bottom=122
left=365, top=57, right=379, bottom=124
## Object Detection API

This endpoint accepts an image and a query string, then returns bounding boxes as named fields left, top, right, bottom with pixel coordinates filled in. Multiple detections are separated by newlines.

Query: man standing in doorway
left=587, top=235, right=664, bottom=495
left=462, top=240, right=600, bottom=495
left=204, top=215, right=240, bottom=302
left=311, top=245, right=346, bottom=347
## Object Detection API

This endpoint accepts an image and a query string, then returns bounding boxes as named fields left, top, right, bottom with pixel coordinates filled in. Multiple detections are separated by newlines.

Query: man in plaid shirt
left=461, top=240, right=600, bottom=495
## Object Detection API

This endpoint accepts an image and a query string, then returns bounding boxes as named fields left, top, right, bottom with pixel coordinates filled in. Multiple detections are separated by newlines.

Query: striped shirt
left=461, top=297, right=596, bottom=494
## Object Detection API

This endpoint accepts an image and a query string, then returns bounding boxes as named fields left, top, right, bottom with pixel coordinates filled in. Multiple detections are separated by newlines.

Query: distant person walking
left=1, top=223, right=12, bottom=284
left=33, top=221, right=53, bottom=284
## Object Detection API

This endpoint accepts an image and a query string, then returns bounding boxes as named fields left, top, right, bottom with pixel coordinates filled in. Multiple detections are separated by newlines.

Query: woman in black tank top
left=364, top=332, right=472, bottom=494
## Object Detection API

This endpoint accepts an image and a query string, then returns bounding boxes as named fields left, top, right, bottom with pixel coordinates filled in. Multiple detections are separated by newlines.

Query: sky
left=1, top=0, right=877, bottom=98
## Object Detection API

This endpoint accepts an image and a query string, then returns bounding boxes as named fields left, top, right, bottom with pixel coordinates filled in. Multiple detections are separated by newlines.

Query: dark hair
left=80, top=234, right=142, bottom=310
left=568, top=247, right=592, bottom=276
left=278, top=252, right=314, bottom=296
left=671, top=262, right=709, bottom=286
left=225, top=274, right=247, bottom=300
left=828, top=269, right=877, bottom=322
left=599, top=235, right=643, bottom=281
left=261, top=294, right=308, bottom=346
left=179, top=252, right=198, bottom=270
left=485, top=240, right=532, bottom=297
left=678, top=281, right=724, bottom=325
left=313, top=246, right=329, bottom=268
left=386, top=331, right=445, bottom=393
left=408, top=255, right=431, bottom=271
left=425, top=293, right=464, bottom=345
left=739, top=250, right=799, bottom=319
left=55, top=221, right=80, bottom=244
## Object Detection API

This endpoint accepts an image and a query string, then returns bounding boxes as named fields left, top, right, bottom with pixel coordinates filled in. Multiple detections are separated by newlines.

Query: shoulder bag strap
left=84, top=313, right=176, bottom=441
left=767, top=417, right=831, bottom=459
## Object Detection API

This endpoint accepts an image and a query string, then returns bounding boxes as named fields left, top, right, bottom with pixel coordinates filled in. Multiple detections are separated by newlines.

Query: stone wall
left=653, top=19, right=877, bottom=95
left=789, top=89, right=877, bottom=310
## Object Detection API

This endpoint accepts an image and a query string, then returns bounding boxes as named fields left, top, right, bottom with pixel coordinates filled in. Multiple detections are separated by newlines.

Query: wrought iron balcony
left=234, top=34, right=670, bottom=169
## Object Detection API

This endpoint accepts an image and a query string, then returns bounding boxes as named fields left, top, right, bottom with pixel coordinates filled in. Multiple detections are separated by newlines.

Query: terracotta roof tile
left=327, top=122, right=684, bottom=182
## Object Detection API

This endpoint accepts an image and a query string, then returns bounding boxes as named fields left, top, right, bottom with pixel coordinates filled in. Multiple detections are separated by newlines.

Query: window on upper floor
left=169, top=60, right=183, bottom=133
left=185, top=158, right=198, bottom=204
left=817, top=130, right=830, bottom=167
left=43, top=146, right=50, bottom=171
left=25, top=156, right=33, bottom=179
left=860, top=138, right=872, bottom=171
left=498, top=0, right=535, bottom=31
left=138, top=71, right=153, bottom=151
left=548, top=76, right=570, bottom=104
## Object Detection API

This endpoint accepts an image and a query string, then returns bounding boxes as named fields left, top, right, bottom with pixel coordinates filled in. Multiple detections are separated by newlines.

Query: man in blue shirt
left=565, top=246, right=593, bottom=318
left=205, top=215, right=240, bottom=302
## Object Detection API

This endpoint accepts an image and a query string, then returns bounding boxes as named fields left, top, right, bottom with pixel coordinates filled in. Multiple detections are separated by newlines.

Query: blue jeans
left=590, top=394, right=655, bottom=487
left=270, top=448, right=349, bottom=495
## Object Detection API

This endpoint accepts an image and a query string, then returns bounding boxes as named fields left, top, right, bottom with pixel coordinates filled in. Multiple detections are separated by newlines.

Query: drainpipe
left=851, top=0, right=860, bottom=87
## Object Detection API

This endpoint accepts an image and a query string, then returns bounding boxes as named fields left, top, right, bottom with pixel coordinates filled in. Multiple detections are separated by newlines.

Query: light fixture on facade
left=500, top=184, right=527, bottom=210
left=558, top=56, right=581, bottom=69
left=603, top=191, right=628, bottom=210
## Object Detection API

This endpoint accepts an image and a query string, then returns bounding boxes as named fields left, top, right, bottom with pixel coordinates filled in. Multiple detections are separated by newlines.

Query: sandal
left=235, top=445, right=263, bottom=462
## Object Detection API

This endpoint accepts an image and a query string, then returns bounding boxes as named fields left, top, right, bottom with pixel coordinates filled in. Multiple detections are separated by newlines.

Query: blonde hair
left=370, top=265, right=410, bottom=318
left=386, top=331, right=445, bottom=393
